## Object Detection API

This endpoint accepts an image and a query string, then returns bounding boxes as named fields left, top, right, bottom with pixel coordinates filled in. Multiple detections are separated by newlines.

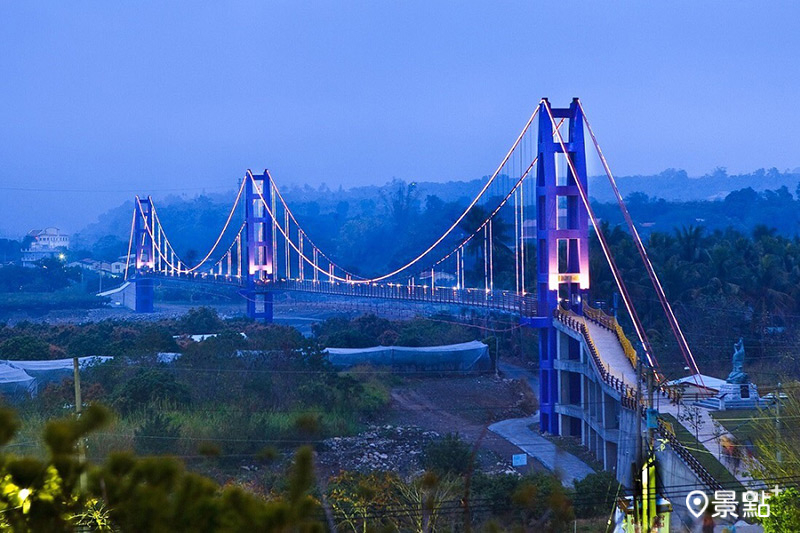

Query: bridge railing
left=656, top=419, right=723, bottom=491
left=137, top=270, right=542, bottom=314
left=138, top=270, right=247, bottom=285
left=582, top=306, right=687, bottom=411
left=266, top=279, right=539, bottom=315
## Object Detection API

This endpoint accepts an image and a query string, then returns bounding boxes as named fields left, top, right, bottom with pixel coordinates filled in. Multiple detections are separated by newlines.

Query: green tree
left=572, top=471, right=620, bottom=518
left=761, top=487, right=800, bottom=533
left=0, top=335, right=52, bottom=359
left=422, top=433, right=472, bottom=477
left=112, top=369, right=190, bottom=415
left=328, top=471, right=398, bottom=532
left=178, top=307, right=224, bottom=334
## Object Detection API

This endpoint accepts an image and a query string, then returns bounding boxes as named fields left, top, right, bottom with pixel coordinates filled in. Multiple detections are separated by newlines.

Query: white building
left=67, top=258, right=126, bottom=276
left=21, top=227, right=70, bottom=267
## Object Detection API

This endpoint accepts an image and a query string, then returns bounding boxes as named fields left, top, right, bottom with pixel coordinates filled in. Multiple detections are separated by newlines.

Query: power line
left=0, top=185, right=234, bottom=193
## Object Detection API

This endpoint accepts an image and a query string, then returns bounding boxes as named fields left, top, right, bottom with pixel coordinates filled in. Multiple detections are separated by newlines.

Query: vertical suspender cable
left=519, top=177, right=526, bottom=294
left=456, top=248, right=461, bottom=290
left=153, top=219, right=159, bottom=272
left=514, top=187, right=520, bottom=294
left=157, top=229, right=163, bottom=273
left=461, top=247, right=465, bottom=289
left=149, top=201, right=155, bottom=269
left=488, top=219, right=494, bottom=292
left=271, top=182, right=277, bottom=277
left=483, top=226, right=489, bottom=292
left=298, top=232, right=304, bottom=281
left=237, top=234, right=242, bottom=279
left=284, top=209, right=290, bottom=279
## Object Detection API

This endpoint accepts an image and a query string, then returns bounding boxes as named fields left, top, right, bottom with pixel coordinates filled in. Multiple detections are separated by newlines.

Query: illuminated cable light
left=260, top=110, right=540, bottom=284
left=426, top=120, right=563, bottom=288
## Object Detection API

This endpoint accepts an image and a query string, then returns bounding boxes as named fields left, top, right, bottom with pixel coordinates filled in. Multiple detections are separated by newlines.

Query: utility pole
left=776, top=382, right=783, bottom=465
left=646, top=365, right=655, bottom=449
left=634, top=355, right=643, bottom=529
left=636, top=356, right=643, bottom=467
left=73, top=357, right=87, bottom=492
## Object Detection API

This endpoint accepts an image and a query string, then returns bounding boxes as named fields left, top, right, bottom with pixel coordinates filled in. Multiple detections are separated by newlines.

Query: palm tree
left=674, top=225, right=706, bottom=262
left=457, top=206, right=514, bottom=289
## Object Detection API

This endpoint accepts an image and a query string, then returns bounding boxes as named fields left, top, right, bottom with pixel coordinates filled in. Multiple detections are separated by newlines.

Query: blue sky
left=1, top=2, right=799, bottom=236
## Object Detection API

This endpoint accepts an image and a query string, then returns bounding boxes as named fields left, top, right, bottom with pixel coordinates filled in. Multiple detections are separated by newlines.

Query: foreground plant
left=0, top=405, right=324, bottom=532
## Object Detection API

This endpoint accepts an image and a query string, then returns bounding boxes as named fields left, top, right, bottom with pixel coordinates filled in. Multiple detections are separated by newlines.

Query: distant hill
left=588, top=167, right=800, bottom=202
left=73, top=168, right=800, bottom=263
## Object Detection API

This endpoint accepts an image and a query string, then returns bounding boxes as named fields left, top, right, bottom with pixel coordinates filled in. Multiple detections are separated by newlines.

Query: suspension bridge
left=120, top=98, right=737, bottom=522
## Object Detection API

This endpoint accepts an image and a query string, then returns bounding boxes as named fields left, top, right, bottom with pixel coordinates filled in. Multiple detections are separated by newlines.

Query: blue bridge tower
left=536, top=98, right=590, bottom=435
left=244, top=170, right=274, bottom=322
left=133, top=196, right=155, bottom=313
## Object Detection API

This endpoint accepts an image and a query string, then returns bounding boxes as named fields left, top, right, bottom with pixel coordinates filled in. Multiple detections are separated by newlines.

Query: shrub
left=422, top=433, right=472, bottom=477
left=178, top=307, right=224, bottom=334
left=572, top=470, right=620, bottom=518
left=112, top=369, right=190, bottom=415
left=134, top=413, right=182, bottom=456
left=0, top=335, right=51, bottom=359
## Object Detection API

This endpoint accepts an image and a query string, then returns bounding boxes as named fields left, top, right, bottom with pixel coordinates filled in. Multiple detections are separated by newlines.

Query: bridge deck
left=263, top=279, right=540, bottom=315
left=137, top=273, right=540, bottom=315
left=585, top=320, right=637, bottom=386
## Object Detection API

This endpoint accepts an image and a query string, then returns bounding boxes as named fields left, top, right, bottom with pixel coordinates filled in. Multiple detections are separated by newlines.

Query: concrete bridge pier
left=134, top=278, right=154, bottom=313
left=552, top=320, right=639, bottom=487
left=246, top=290, right=273, bottom=323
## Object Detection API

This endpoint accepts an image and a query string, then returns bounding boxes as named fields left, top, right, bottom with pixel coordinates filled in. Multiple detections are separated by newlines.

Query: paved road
left=494, top=361, right=595, bottom=487
left=489, top=415, right=596, bottom=487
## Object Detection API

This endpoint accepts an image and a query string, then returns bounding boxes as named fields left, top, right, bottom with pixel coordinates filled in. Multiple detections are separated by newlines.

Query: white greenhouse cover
left=0, top=357, right=113, bottom=396
left=325, top=340, right=490, bottom=371
left=0, top=363, right=35, bottom=394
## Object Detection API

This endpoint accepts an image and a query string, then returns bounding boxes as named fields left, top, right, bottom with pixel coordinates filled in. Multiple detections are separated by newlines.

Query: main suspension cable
left=260, top=107, right=542, bottom=284
left=578, top=100, right=704, bottom=386
left=153, top=177, right=247, bottom=273
left=544, top=101, right=659, bottom=373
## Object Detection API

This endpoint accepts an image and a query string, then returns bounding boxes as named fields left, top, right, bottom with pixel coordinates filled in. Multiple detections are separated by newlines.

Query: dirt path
left=387, top=376, right=544, bottom=474
left=390, top=388, right=489, bottom=442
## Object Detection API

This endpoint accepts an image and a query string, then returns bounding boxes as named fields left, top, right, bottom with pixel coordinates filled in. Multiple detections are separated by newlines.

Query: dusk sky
left=1, top=2, right=799, bottom=237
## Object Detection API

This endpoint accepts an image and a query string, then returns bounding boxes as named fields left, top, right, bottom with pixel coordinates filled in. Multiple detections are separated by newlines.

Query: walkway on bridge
left=585, top=320, right=637, bottom=386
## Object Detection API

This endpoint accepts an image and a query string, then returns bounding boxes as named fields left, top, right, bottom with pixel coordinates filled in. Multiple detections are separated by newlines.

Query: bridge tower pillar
left=133, top=197, right=155, bottom=313
left=536, top=98, right=590, bottom=435
left=244, top=170, right=275, bottom=322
